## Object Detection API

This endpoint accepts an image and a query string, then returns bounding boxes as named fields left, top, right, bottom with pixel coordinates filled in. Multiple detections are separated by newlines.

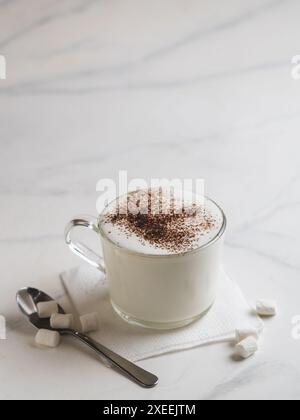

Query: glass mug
left=65, top=196, right=226, bottom=330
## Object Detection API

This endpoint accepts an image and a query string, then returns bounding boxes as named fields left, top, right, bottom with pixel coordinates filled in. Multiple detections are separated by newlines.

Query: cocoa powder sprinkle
left=104, top=189, right=217, bottom=253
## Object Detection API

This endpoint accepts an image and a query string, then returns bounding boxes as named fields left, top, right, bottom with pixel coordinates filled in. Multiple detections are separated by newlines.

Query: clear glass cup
left=65, top=196, right=226, bottom=330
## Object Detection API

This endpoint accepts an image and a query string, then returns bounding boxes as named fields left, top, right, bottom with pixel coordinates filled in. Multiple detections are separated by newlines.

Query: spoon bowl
left=16, top=287, right=65, bottom=331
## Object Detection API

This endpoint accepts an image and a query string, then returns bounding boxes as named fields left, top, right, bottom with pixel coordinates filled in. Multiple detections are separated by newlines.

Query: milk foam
left=99, top=190, right=224, bottom=256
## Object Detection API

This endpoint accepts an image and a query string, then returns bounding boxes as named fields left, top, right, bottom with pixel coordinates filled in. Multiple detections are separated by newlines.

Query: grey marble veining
left=0, top=0, right=300, bottom=400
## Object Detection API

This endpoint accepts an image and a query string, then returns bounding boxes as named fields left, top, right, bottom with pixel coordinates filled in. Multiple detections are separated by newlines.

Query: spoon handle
left=67, top=330, right=158, bottom=388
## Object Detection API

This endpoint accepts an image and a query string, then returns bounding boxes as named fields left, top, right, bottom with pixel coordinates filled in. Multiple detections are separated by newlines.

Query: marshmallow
left=235, top=336, right=258, bottom=359
left=50, top=313, right=74, bottom=330
left=37, top=301, right=58, bottom=318
left=235, top=328, right=259, bottom=343
left=80, top=312, right=99, bottom=333
left=256, top=299, right=277, bottom=317
left=35, top=329, right=60, bottom=348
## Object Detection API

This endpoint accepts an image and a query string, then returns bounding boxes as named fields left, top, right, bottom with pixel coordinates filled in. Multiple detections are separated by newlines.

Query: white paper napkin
left=60, top=266, right=263, bottom=361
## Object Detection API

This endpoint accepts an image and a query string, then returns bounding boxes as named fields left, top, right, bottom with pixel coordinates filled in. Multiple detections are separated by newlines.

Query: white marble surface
left=1, top=0, right=300, bottom=400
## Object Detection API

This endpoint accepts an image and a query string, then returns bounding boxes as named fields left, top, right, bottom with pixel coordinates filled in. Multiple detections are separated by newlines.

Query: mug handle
left=65, top=216, right=106, bottom=274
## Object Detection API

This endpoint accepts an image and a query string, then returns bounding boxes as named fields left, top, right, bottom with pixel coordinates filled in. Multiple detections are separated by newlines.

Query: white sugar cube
left=37, top=301, right=58, bottom=318
left=50, top=313, right=74, bottom=329
left=235, top=327, right=260, bottom=343
left=80, top=312, right=99, bottom=333
left=256, top=299, right=277, bottom=317
left=35, top=329, right=60, bottom=348
left=235, top=336, right=258, bottom=359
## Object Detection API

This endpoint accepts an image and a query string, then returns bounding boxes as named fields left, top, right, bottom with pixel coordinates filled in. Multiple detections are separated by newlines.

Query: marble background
left=0, top=0, right=300, bottom=400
